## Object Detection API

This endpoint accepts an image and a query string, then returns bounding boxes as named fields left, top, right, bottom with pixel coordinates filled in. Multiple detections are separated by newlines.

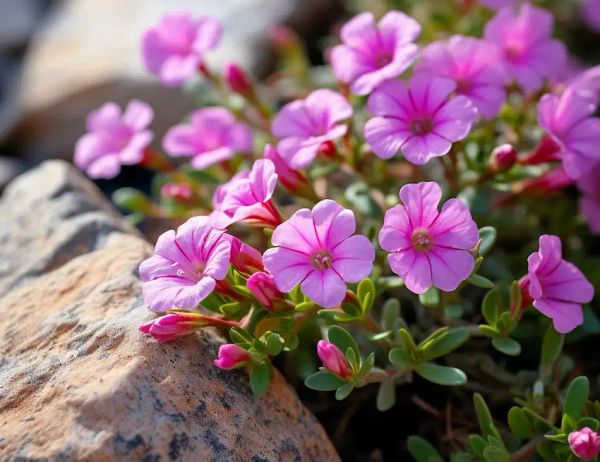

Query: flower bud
left=161, top=183, right=193, bottom=202
left=319, top=140, right=337, bottom=158
left=269, top=25, right=298, bottom=50
left=490, top=144, right=517, bottom=172
left=519, top=135, right=561, bottom=165
left=263, top=145, right=312, bottom=196
left=247, top=272, right=291, bottom=312
left=569, top=427, right=600, bottom=460
left=229, top=237, right=264, bottom=274
left=224, top=62, right=254, bottom=98
left=317, top=340, right=352, bottom=378
left=214, top=344, right=250, bottom=370
left=519, top=166, right=574, bottom=195
left=139, top=311, right=237, bottom=343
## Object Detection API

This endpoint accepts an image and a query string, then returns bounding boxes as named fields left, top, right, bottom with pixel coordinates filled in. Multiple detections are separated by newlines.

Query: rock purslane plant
left=74, top=1, right=600, bottom=460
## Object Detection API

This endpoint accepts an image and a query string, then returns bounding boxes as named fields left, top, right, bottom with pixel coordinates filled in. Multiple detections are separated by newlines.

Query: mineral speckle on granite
left=0, top=160, right=339, bottom=462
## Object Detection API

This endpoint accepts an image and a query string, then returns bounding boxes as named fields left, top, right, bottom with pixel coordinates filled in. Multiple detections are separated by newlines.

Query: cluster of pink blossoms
left=72, top=3, right=597, bottom=378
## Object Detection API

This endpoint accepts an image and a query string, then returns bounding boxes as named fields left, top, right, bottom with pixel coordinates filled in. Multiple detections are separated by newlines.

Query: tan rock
left=0, top=160, right=339, bottom=461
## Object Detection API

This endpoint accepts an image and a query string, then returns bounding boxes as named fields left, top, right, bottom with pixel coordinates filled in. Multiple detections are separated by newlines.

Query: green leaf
left=482, top=289, right=502, bottom=325
left=473, top=393, right=502, bottom=441
left=540, top=324, right=564, bottom=369
left=335, top=383, right=354, bottom=401
left=507, top=407, right=532, bottom=438
left=304, top=370, right=347, bottom=391
left=478, top=226, right=497, bottom=256
left=406, top=436, right=444, bottom=462
left=479, top=324, right=501, bottom=336
left=327, top=326, right=360, bottom=357
left=229, top=327, right=255, bottom=348
left=419, top=287, right=440, bottom=307
left=564, top=376, right=589, bottom=419
left=357, top=278, right=376, bottom=315
left=452, top=453, right=474, bottom=462
left=112, top=187, right=153, bottom=213
left=491, top=336, right=521, bottom=356
left=376, top=379, right=396, bottom=412
left=482, top=445, right=510, bottom=462
left=510, top=280, right=523, bottom=310
left=265, top=333, right=284, bottom=356
left=468, top=273, right=495, bottom=289
left=249, top=363, right=271, bottom=396
left=345, top=347, right=360, bottom=373
left=345, top=181, right=383, bottom=217
left=577, top=417, right=599, bottom=431
left=414, top=363, right=467, bottom=386
left=295, top=301, right=316, bottom=312
left=381, top=298, right=400, bottom=331
left=389, top=348, right=412, bottom=367
left=420, top=328, right=470, bottom=361
left=469, top=435, right=487, bottom=457
left=399, top=328, right=419, bottom=355
left=310, top=161, right=341, bottom=179
left=360, top=352, right=376, bottom=377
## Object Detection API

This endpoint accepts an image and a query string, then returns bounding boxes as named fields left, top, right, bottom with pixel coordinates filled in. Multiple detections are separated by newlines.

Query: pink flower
left=364, top=77, right=477, bottom=164
left=142, top=13, right=222, bottom=87
left=163, top=107, right=252, bottom=170
left=263, top=200, right=375, bottom=308
left=247, top=272, right=290, bottom=312
left=74, top=100, right=153, bottom=179
left=379, top=182, right=479, bottom=294
left=161, top=183, right=193, bottom=201
left=538, top=87, right=600, bottom=179
left=569, top=427, right=600, bottom=460
left=317, top=340, right=352, bottom=378
left=520, top=235, right=594, bottom=333
left=330, top=11, right=421, bottom=96
left=228, top=237, right=264, bottom=274
left=272, top=89, right=352, bottom=169
left=484, top=3, right=567, bottom=92
left=139, top=311, right=236, bottom=343
left=582, top=0, right=600, bottom=32
left=569, top=65, right=600, bottom=107
left=577, top=166, right=600, bottom=234
left=415, top=36, right=507, bottom=118
left=263, top=144, right=310, bottom=194
left=211, top=159, right=282, bottom=229
left=139, top=217, right=231, bottom=312
left=214, top=344, right=250, bottom=370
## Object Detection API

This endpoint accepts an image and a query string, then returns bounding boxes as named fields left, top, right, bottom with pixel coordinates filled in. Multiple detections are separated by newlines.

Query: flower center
left=311, top=250, right=333, bottom=270
left=411, top=229, right=433, bottom=252
left=505, top=43, right=523, bottom=61
left=455, top=77, right=471, bottom=94
left=376, top=52, right=393, bottom=68
left=410, top=118, right=434, bottom=135
left=176, top=263, right=205, bottom=280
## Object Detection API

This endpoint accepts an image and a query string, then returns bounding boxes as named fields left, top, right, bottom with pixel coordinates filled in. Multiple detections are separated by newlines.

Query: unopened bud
left=247, top=272, right=291, bottom=312
left=490, top=144, right=517, bottom=171
left=214, top=344, right=250, bottom=370
left=317, top=340, right=352, bottom=378
left=224, top=62, right=254, bottom=98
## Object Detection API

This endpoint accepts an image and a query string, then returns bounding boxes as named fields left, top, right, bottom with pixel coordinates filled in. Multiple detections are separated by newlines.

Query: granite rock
left=0, top=160, right=339, bottom=462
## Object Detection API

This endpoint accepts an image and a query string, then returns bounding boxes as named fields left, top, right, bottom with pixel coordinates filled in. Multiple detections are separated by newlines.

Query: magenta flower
left=484, top=3, right=567, bottom=92
left=74, top=100, right=153, bottom=179
left=228, top=236, right=264, bottom=274
left=161, top=183, right=193, bottom=202
left=139, top=217, right=231, bottom=312
left=569, top=427, right=600, bottom=460
left=163, top=107, right=253, bottom=170
left=263, top=200, right=375, bottom=308
left=538, top=87, right=600, bottom=179
left=214, top=344, right=250, bottom=370
left=520, top=235, right=594, bottom=333
left=330, top=11, right=421, bottom=96
left=272, top=89, right=352, bottom=169
left=247, top=272, right=290, bottom=312
left=577, top=166, right=600, bottom=234
left=263, top=144, right=310, bottom=195
left=139, top=311, right=236, bottom=343
left=415, top=36, right=507, bottom=118
left=582, top=0, right=600, bottom=32
left=224, top=62, right=254, bottom=98
left=364, top=77, right=477, bottom=164
left=317, top=340, right=352, bottom=378
left=142, top=12, right=222, bottom=87
left=379, top=182, right=479, bottom=294
left=211, top=159, right=282, bottom=229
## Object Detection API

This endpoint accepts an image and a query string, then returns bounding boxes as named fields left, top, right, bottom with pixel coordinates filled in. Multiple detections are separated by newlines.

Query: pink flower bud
left=519, top=165, right=574, bottom=195
left=224, top=62, right=254, bottom=97
left=229, top=237, right=264, bottom=274
left=161, top=183, right=193, bottom=201
left=263, top=145, right=312, bottom=197
left=247, top=272, right=290, bottom=312
left=317, top=340, right=352, bottom=378
left=519, top=135, right=561, bottom=165
left=569, top=427, right=600, bottom=460
left=214, top=344, right=250, bottom=370
left=139, top=311, right=238, bottom=343
left=490, top=144, right=517, bottom=171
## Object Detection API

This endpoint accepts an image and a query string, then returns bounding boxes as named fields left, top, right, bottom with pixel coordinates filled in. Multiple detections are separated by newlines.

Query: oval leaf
left=414, top=362, right=467, bottom=386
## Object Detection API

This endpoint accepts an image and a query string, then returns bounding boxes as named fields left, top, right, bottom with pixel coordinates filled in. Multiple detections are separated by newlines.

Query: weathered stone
left=6, top=0, right=341, bottom=165
left=0, top=160, right=339, bottom=462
